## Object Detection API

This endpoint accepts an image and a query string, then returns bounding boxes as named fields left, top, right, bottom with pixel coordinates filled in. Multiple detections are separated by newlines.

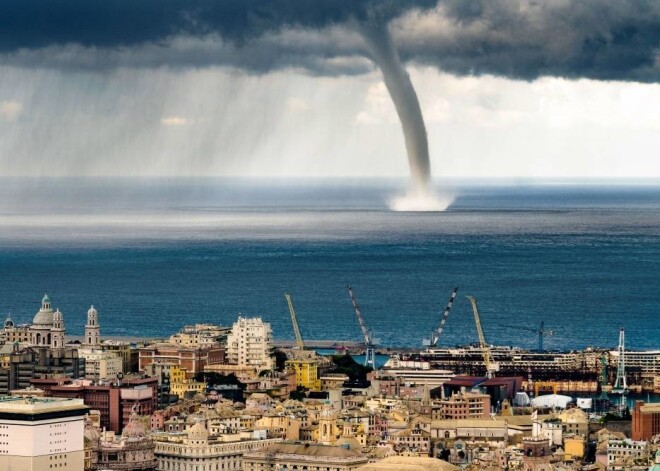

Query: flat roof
left=0, top=396, right=88, bottom=420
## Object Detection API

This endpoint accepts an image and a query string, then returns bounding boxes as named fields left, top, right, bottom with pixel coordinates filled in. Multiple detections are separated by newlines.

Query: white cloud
left=0, top=101, right=22, bottom=121
left=354, top=82, right=397, bottom=125
left=161, top=116, right=190, bottom=126
left=285, top=97, right=310, bottom=112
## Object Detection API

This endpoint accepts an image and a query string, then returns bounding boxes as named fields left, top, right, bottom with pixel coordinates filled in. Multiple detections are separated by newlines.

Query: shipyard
left=0, top=291, right=658, bottom=471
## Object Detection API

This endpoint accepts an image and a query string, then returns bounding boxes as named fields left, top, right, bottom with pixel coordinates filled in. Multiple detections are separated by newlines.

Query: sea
left=0, top=178, right=658, bottom=352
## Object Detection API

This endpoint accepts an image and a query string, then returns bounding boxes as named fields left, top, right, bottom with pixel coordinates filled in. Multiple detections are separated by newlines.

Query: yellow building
left=254, top=415, right=301, bottom=440
left=169, top=365, right=206, bottom=399
left=563, top=434, right=586, bottom=459
left=286, top=359, right=321, bottom=390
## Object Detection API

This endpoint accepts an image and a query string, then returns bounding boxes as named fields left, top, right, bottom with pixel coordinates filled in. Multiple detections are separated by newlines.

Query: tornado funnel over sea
left=2, top=0, right=660, bottom=206
left=360, top=19, right=431, bottom=192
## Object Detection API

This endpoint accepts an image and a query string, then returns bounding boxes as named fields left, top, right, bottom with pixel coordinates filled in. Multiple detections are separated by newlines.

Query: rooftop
left=358, top=455, right=459, bottom=471
left=248, top=442, right=366, bottom=459
left=0, top=395, right=87, bottom=414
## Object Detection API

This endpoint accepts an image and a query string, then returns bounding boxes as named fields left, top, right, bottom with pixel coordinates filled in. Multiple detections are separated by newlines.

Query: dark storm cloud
left=0, top=1, right=429, bottom=50
left=1, top=0, right=659, bottom=81
left=0, top=0, right=436, bottom=74
left=395, top=0, right=660, bottom=82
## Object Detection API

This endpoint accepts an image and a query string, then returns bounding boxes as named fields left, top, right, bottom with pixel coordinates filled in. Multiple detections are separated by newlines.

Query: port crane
left=347, top=286, right=379, bottom=368
left=611, top=328, right=629, bottom=395
left=507, top=322, right=554, bottom=352
left=423, top=287, right=459, bottom=347
left=465, top=295, right=498, bottom=378
left=284, top=293, right=305, bottom=350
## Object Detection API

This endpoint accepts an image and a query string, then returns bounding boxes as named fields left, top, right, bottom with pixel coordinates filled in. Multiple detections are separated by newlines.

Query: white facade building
left=226, top=317, right=273, bottom=371
left=607, top=438, right=649, bottom=470
left=154, top=421, right=281, bottom=471
left=78, top=348, right=124, bottom=380
left=0, top=396, right=88, bottom=471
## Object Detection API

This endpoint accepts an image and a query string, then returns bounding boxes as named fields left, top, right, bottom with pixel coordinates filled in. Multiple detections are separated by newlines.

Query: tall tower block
left=85, top=305, right=100, bottom=346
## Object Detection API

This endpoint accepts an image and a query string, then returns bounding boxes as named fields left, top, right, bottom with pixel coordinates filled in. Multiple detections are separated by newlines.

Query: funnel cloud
left=1, top=1, right=660, bottom=191
left=360, top=18, right=431, bottom=191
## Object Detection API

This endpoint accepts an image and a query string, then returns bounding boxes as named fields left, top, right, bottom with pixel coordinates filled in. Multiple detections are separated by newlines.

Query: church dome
left=188, top=421, right=209, bottom=441
left=33, top=294, right=55, bottom=326
left=336, top=436, right=361, bottom=451
left=88, top=305, right=97, bottom=316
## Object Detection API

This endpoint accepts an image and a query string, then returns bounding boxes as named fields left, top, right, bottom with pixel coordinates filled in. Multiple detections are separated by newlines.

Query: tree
left=195, top=372, right=246, bottom=389
left=273, top=349, right=288, bottom=371
left=329, top=354, right=372, bottom=382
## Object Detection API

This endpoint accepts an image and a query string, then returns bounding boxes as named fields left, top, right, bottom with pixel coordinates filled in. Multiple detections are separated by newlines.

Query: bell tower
left=85, top=305, right=100, bottom=346
left=51, top=309, right=65, bottom=349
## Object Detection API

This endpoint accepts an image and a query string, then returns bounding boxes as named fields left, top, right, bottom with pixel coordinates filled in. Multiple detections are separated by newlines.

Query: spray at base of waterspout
left=388, top=186, right=454, bottom=212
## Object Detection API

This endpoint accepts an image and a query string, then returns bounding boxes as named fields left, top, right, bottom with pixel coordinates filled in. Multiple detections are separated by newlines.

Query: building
left=154, top=421, right=282, bottom=471
left=31, top=294, right=65, bottom=347
left=521, top=435, right=552, bottom=470
left=242, top=442, right=369, bottom=471
left=1, top=314, right=31, bottom=343
left=0, top=346, right=84, bottom=395
left=434, top=391, right=491, bottom=420
left=390, top=425, right=431, bottom=455
left=0, top=294, right=69, bottom=348
left=563, top=434, right=586, bottom=460
left=609, top=349, right=660, bottom=382
left=429, top=419, right=508, bottom=443
left=286, top=358, right=321, bottom=390
left=101, top=340, right=134, bottom=373
left=254, top=415, right=302, bottom=440
left=78, top=348, right=124, bottom=381
left=0, top=396, right=89, bottom=470
left=320, top=373, right=349, bottom=391
left=358, top=455, right=459, bottom=471
left=139, top=343, right=221, bottom=375
left=557, top=407, right=589, bottom=436
left=226, top=316, right=273, bottom=372
left=374, top=365, right=455, bottom=391
left=50, top=376, right=158, bottom=433
left=141, top=362, right=178, bottom=408
left=168, top=324, right=230, bottom=347
left=169, top=365, right=206, bottom=399
left=607, top=438, right=648, bottom=470
left=84, top=305, right=101, bottom=346
left=86, top=409, right=158, bottom=470
left=632, top=400, right=660, bottom=441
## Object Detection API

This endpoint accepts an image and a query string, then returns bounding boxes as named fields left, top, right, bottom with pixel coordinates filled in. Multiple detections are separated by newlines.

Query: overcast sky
left=1, top=1, right=659, bottom=179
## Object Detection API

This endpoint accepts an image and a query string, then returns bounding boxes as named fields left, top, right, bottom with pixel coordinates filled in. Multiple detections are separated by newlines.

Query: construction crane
left=611, top=328, right=629, bottom=395
left=465, top=295, right=498, bottom=378
left=347, top=286, right=379, bottom=368
left=506, top=322, right=554, bottom=352
left=423, top=287, right=459, bottom=347
left=284, top=293, right=305, bottom=350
